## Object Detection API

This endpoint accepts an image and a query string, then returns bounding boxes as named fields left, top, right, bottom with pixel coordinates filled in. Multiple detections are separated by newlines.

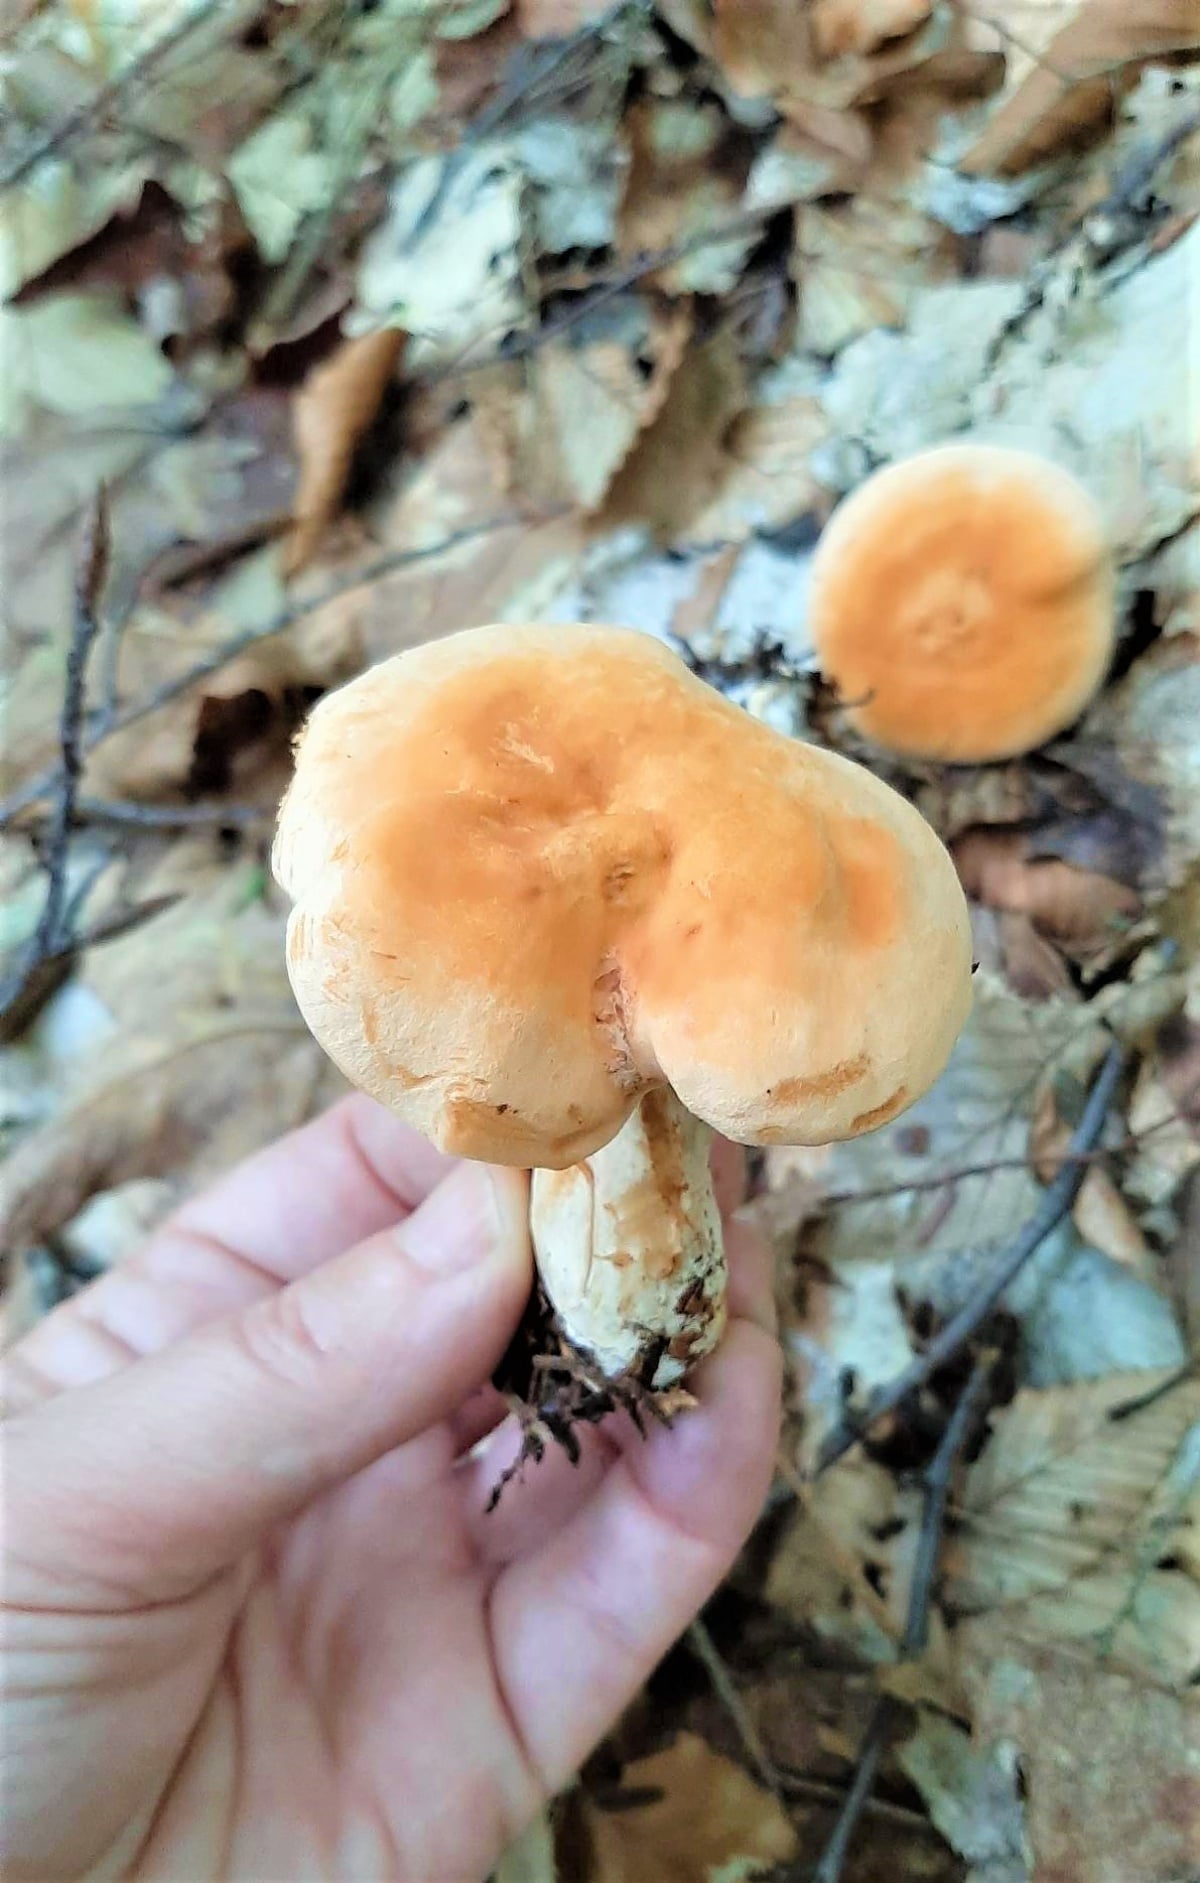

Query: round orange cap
left=809, top=443, right=1115, bottom=763
left=274, top=624, right=973, bottom=1165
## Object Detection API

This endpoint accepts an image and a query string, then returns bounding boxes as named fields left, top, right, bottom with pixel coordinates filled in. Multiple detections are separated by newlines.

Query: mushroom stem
left=529, top=1085, right=727, bottom=1389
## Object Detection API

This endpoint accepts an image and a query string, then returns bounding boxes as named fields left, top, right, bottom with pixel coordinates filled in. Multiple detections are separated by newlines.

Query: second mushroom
left=274, top=624, right=973, bottom=1394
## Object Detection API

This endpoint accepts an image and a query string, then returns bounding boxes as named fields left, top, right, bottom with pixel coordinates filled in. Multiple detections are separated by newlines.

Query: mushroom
left=273, top=623, right=972, bottom=1390
left=809, top=443, right=1115, bottom=764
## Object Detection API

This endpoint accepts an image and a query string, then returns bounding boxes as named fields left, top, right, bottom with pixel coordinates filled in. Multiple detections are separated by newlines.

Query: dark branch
left=73, top=796, right=268, bottom=830
left=0, top=509, right=558, bottom=830
left=1, top=0, right=231, bottom=191
left=816, top=1041, right=1125, bottom=1474
left=0, top=491, right=109, bottom=1030
left=811, top=1362, right=992, bottom=1883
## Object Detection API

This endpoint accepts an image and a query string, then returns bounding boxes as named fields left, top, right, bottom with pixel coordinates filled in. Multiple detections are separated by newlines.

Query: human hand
left=2, top=1096, right=781, bottom=1882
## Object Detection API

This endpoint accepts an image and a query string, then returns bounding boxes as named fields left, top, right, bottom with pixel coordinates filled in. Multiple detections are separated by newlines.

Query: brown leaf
left=811, top=0, right=933, bottom=60
left=602, top=327, right=749, bottom=543
left=953, top=828, right=1141, bottom=950
left=616, top=98, right=755, bottom=297
left=961, top=0, right=1200, bottom=176
left=579, top=1733, right=797, bottom=1880
left=793, top=193, right=955, bottom=354
left=765, top=1459, right=916, bottom=1648
left=284, top=327, right=406, bottom=577
left=516, top=0, right=612, bottom=31
left=712, top=0, right=961, bottom=113
left=294, top=411, right=584, bottom=668
left=960, top=1633, right=1200, bottom=1882
left=9, top=182, right=238, bottom=346
left=0, top=863, right=345, bottom=1251
left=471, top=300, right=692, bottom=513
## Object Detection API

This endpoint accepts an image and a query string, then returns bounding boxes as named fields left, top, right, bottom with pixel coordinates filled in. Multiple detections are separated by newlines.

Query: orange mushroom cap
left=809, top=443, right=1115, bottom=764
left=273, top=624, right=972, bottom=1166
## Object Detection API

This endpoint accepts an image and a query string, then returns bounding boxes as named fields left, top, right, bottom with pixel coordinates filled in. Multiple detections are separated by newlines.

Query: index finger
left=3, top=1094, right=453, bottom=1408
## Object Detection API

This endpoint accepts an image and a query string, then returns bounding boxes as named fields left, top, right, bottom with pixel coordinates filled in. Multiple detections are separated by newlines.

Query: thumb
left=7, top=1162, right=530, bottom=1604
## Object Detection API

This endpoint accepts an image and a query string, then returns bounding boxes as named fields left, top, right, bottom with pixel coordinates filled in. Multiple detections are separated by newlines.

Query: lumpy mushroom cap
left=274, top=624, right=972, bottom=1166
left=808, top=443, right=1115, bottom=764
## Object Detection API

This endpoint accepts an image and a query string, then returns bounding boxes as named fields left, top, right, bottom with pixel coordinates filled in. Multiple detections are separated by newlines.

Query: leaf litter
left=2, top=2, right=1199, bottom=1878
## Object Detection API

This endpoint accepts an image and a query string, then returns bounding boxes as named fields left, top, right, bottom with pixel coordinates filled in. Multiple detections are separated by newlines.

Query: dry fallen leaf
left=954, top=827, right=1141, bottom=951
left=1109, top=633, right=1200, bottom=890
left=0, top=859, right=344, bottom=1252
left=308, top=410, right=584, bottom=663
left=602, top=326, right=749, bottom=542
left=765, top=1457, right=917, bottom=1653
left=617, top=97, right=756, bottom=297
left=812, top=0, right=933, bottom=61
left=578, top=1732, right=797, bottom=1881
left=711, top=0, right=954, bottom=114
left=284, top=326, right=405, bottom=576
left=801, top=969, right=1102, bottom=1270
left=948, top=1367, right=1200, bottom=1685
left=959, top=1634, right=1200, bottom=1883
left=961, top=0, right=1200, bottom=176
left=516, top=0, right=612, bottom=32
left=794, top=192, right=954, bottom=355
left=471, top=300, right=691, bottom=513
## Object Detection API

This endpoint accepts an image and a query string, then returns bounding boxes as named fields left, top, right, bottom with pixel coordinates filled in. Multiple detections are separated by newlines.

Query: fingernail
left=399, top=1162, right=504, bottom=1277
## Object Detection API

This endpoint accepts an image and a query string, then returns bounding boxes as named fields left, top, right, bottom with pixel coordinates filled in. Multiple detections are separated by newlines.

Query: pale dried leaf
left=295, top=412, right=584, bottom=666
left=686, top=386, right=829, bottom=544
left=744, top=112, right=874, bottom=208
left=580, top=1733, right=797, bottom=1881
left=711, top=0, right=954, bottom=112
left=949, top=1368, right=1200, bottom=1680
left=1109, top=634, right=1200, bottom=888
left=765, top=1458, right=915, bottom=1653
left=1125, top=1048, right=1200, bottom=1207
left=285, top=327, right=405, bottom=576
left=898, top=1712, right=1029, bottom=1874
left=0, top=292, right=176, bottom=439
left=517, top=0, right=613, bottom=33
left=804, top=971, right=1102, bottom=1272
left=794, top=194, right=953, bottom=355
left=0, top=866, right=344, bottom=1250
left=472, top=301, right=691, bottom=512
left=514, top=113, right=628, bottom=253
left=354, top=145, right=527, bottom=368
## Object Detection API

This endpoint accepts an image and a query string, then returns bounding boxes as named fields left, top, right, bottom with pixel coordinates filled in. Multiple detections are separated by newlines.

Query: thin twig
left=812, top=1362, right=991, bottom=1883
left=688, top=1617, right=785, bottom=1802
left=818, top=1101, right=1198, bottom=1211
left=417, top=207, right=774, bottom=388
left=0, top=493, right=110, bottom=1027
left=1, top=0, right=231, bottom=192
left=32, top=490, right=110, bottom=958
left=73, top=796, right=268, bottom=830
left=816, top=1041, right=1125, bottom=1474
left=1095, top=98, right=1200, bottom=220
left=402, top=2, right=634, bottom=260
left=0, top=509, right=559, bottom=830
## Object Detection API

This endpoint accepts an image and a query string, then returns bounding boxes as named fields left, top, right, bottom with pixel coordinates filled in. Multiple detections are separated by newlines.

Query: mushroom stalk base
left=530, top=1086, right=726, bottom=1390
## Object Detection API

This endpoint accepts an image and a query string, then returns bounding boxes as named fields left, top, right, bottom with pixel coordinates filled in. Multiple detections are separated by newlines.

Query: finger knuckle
left=232, top=1285, right=337, bottom=1392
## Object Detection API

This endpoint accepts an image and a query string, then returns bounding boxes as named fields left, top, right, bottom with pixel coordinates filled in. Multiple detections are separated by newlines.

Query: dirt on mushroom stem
left=531, top=1082, right=727, bottom=1388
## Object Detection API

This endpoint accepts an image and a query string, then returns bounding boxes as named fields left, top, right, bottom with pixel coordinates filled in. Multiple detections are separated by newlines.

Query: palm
left=4, top=1097, right=779, bottom=1883
left=112, top=1436, right=534, bottom=1882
